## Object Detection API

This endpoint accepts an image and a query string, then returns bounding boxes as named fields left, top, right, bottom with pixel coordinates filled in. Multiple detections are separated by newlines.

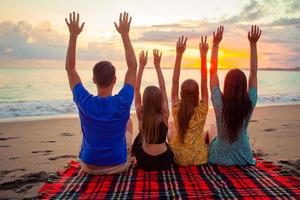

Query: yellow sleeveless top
left=170, top=101, right=208, bottom=166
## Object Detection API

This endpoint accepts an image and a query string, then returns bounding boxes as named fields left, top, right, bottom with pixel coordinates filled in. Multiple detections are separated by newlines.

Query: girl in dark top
left=132, top=49, right=174, bottom=171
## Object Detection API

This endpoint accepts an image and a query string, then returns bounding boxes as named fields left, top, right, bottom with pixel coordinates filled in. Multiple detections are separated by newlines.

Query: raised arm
left=171, top=36, right=187, bottom=106
left=248, top=25, right=261, bottom=89
left=199, top=36, right=209, bottom=105
left=114, top=12, right=137, bottom=87
left=65, top=12, right=85, bottom=90
left=210, top=26, right=224, bottom=91
left=153, top=49, right=169, bottom=123
left=135, top=51, right=147, bottom=123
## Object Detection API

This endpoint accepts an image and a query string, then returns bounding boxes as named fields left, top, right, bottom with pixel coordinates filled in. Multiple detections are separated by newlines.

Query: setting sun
left=0, top=0, right=299, bottom=69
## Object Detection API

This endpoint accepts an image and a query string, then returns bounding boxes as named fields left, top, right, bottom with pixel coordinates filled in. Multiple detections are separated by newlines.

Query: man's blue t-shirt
left=72, top=83, right=134, bottom=166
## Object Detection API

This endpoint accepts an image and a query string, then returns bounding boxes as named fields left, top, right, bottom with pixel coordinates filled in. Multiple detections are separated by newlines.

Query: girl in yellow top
left=168, top=36, right=209, bottom=166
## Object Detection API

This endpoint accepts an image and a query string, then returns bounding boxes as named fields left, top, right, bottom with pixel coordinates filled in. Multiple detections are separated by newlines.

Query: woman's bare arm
left=199, top=36, right=209, bottom=105
left=135, top=51, right=147, bottom=125
left=153, top=49, right=169, bottom=124
left=248, top=25, right=262, bottom=90
left=210, top=26, right=224, bottom=91
left=171, top=36, right=187, bottom=106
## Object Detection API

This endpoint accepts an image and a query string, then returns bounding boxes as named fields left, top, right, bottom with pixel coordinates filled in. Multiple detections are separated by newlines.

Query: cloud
left=222, top=0, right=265, bottom=24
left=138, top=30, right=200, bottom=42
left=0, top=21, right=66, bottom=60
left=262, top=24, right=300, bottom=44
left=221, top=0, right=300, bottom=26
left=78, top=42, right=123, bottom=61
left=0, top=21, right=122, bottom=62
left=151, top=20, right=203, bottom=29
left=1, top=0, right=300, bottom=69
left=285, top=0, right=300, bottom=12
left=135, top=22, right=300, bottom=68
left=269, top=17, right=300, bottom=26
left=134, top=20, right=220, bottom=43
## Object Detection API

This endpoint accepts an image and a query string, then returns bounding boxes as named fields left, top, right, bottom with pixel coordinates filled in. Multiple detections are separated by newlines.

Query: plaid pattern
left=39, top=159, right=300, bottom=199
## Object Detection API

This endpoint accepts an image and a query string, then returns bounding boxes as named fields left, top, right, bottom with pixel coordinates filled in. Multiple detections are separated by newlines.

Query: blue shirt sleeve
left=211, top=87, right=223, bottom=112
left=117, top=84, right=134, bottom=111
left=72, top=83, right=92, bottom=108
left=248, top=87, right=258, bottom=108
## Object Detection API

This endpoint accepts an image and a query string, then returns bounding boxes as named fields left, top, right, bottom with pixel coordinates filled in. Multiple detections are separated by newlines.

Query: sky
left=0, top=0, right=299, bottom=69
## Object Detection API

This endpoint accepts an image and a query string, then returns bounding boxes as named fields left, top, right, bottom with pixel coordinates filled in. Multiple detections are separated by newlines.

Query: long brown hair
left=222, top=69, right=252, bottom=143
left=177, top=79, right=199, bottom=144
left=141, top=86, right=163, bottom=144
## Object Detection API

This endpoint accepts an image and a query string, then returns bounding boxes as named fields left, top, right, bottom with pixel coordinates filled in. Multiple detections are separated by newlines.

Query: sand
left=0, top=105, right=299, bottom=199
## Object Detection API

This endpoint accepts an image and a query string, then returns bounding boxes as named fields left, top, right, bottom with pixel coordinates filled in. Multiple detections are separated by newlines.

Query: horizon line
left=0, top=65, right=299, bottom=71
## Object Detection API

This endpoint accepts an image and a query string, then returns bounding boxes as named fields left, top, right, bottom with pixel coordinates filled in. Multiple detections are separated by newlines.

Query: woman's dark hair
left=222, top=69, right=252, bottom=143
left=177, top=79, right=199, bottom=144
left=141, top=86, right=163, bottom=144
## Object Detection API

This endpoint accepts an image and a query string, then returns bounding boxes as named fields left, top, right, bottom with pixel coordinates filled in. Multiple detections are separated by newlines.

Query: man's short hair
left=93, top=61, right=116, bottom=87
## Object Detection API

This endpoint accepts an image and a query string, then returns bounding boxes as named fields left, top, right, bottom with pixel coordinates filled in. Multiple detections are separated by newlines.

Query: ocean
left=0, top=67, right=300, bottom=119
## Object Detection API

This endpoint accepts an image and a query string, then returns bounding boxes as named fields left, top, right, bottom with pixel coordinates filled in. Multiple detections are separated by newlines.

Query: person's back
left=64, top=11, right=137, bottom=174
left=168, top=36, right=209, bottom=166
left=73, top=80, right=133, bottom=166
left=132, top=121, right=174, bottom=171
left=209, top=86, right=257, bottom=165
left=170, top=99, right=208, bottom=166
left=207, top=25, right=261, bottom=166
left=132, top=49, right=174, bottom=171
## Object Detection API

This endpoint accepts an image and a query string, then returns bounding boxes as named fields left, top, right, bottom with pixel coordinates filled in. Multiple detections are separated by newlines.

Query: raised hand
left=139, top=50, right=148, bottom=68
left=65, top=12, right=85, bottom=37
left=114, top=12, right=132, bottom=36
left=213, top=26, right=224, bottom=46
left=135, top=50, right=147, bottom=122
left=248, top=25, right=262, bottom=44
left=210, top=26, right=222, bottom=90
left=153, top=49, right=169, bottom=122
left=153, top=49, right=162, bottom=68
left=199, top=36, right=209, bottom=56
left=248, top=25, right=261, bottom=89
left=116, top=12, right=137, bottom=88
left=199, top=35, right=208, bottom=104
left=176, top=36, right=187, bottom=55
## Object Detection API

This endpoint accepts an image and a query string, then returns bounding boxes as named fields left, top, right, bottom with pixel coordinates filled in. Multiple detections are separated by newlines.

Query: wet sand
left=0, top=105, right=299, bottom=199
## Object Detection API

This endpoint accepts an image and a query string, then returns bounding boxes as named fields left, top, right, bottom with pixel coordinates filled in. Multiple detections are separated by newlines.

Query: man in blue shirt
left=65, top=11, right=137, bottom=174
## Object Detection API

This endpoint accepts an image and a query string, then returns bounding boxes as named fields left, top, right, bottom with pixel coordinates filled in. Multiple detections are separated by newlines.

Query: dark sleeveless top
left=131, top=122, right=174, bottom=171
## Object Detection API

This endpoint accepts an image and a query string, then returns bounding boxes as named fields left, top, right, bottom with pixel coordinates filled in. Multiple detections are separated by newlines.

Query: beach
left=1, top=0, right=300, bottom=198
left=0, top=104, right=299, bottom=198
left=1, top=67, right=300, bottom=119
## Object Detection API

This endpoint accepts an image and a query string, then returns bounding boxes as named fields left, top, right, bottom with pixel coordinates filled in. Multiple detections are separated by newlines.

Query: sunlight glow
left=27, top=37, right=34, bottom=44
left=0, top=0, right=298, bottom=69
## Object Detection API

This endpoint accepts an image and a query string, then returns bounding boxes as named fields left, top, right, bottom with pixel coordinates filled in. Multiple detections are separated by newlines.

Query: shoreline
left=0, top=104, right=299, bottom=198
left=1, top=103, right=300, bottom=123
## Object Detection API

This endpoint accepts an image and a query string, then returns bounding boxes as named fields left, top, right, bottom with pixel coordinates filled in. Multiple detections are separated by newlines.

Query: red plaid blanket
left=39, top=159, right=300, bottom=199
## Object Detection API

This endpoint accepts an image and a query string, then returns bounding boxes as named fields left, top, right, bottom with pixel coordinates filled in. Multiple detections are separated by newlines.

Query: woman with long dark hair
left=207, top=25, right=261, bottom=166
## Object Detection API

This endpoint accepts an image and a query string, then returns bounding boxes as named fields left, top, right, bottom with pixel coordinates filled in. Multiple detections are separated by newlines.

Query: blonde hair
left=177, top=79, right=199, bottom=144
